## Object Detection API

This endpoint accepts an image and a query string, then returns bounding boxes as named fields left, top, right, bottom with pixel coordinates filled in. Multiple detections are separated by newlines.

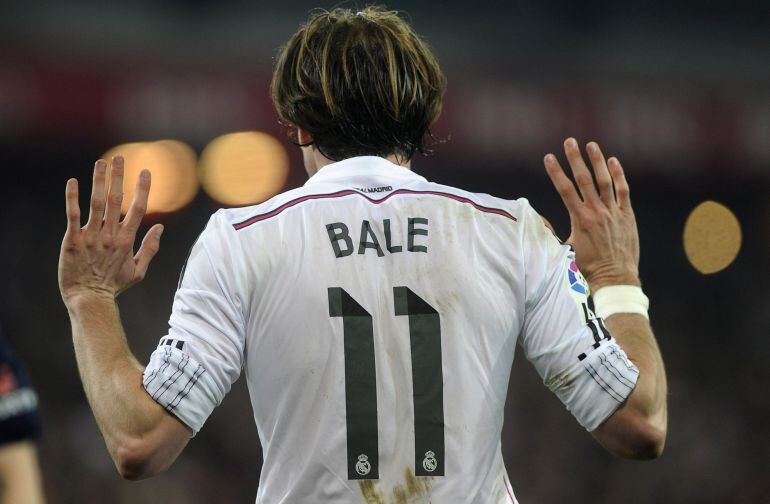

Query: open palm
left=544, top=138, right=641, bottom=291
left=58, top=156, right=164, bottom=307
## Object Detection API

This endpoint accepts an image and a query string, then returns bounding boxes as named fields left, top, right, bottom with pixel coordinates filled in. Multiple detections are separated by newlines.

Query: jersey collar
left=304, top=156, right=428, bottom=186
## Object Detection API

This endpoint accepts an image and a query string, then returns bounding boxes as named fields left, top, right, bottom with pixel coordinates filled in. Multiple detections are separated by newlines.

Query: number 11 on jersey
left=328, top=287, right=445, bottom=480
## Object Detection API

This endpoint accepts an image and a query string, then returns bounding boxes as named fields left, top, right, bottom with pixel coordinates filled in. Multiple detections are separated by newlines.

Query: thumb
left=134, top=224, right=164, bottom=280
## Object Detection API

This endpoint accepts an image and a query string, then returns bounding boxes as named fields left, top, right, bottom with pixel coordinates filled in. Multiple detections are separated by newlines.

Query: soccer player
left=58, top=6, right=667, bottom=503
left=0, top=330, right=45, bottom=504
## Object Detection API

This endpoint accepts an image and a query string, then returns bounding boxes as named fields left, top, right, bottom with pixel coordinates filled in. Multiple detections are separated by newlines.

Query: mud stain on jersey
left=544, top=369, right=575, bottom=393
left=359, top=480, right=384, bottom=504
left=359, top=470, right=433, bottom=504
left=398, top=469, right=432, bottom=502
left=391, top=469, right=433, bottom=503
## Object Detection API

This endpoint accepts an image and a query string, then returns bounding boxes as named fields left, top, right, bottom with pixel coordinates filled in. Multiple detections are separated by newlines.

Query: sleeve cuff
left=551, top=339, right=640, bottom=431
left=143, top=345, right=216, bottom=436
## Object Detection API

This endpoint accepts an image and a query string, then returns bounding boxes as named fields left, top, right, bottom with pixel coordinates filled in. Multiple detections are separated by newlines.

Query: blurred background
left=1, top=0, right=769, bottom=502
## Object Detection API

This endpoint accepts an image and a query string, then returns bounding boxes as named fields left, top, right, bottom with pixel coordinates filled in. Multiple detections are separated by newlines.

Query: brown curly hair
left=271, top=6, right=446, bottom=162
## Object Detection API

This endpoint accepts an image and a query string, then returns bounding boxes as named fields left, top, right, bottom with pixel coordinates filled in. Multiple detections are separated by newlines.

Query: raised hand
left=58, top=156, right=164, bottom=307
left=544, top=138, right=640, bottom=291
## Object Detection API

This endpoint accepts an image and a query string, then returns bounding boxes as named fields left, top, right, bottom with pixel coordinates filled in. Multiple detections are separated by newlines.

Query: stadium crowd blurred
left=1, top=1, right=768, bottom=502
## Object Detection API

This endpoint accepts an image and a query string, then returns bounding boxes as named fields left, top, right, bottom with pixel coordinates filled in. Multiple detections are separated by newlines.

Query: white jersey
left=143, top=156, right=638, bottom=503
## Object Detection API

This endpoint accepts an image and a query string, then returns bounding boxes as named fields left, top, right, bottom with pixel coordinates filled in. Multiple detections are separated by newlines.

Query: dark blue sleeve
left=0, top=335, right=41, bottom=446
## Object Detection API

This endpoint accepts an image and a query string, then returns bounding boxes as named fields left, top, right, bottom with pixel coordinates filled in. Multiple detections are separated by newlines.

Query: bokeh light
left=198, top=131, right=289, bottom=206
left=683, top=200, right=742, bottom=274
left=102, top=140, right=199, bottom=215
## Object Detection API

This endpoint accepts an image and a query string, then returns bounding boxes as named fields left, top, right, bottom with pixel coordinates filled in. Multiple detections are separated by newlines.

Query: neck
left=312, top=151, right=411, bottom=175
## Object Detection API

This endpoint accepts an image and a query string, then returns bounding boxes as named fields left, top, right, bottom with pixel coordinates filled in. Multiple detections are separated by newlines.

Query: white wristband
left=592, top=285, right=650, bottom=320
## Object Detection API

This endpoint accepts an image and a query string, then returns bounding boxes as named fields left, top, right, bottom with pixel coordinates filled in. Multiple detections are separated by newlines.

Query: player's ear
left=297, top=128, right=313, bottom=146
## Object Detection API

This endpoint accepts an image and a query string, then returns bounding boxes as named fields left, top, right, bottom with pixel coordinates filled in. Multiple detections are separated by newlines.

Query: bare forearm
left=67, top=295, right=165, bottom=459
left=589, top=311, right=667, bottom=459
left=66, top=295, right=191, bottom=478
left=604, top=313, right=667, bottom=425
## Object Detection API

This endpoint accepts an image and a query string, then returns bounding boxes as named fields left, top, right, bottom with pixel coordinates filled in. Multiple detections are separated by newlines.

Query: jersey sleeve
left=0, top=336, right=41, bottom=446
left=143, top=211, right=247, bottom=435
left=517, top=200, right=640, bottom=431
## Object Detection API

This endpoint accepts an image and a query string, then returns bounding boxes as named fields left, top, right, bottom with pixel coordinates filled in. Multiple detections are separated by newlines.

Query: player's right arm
left=58, top=158, right=191, bottom=480
left=542, top=138, right=667, bottom=459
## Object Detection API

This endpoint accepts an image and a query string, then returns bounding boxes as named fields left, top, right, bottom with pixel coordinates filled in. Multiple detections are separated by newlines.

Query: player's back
left=227, top=156, right=524, bottom=503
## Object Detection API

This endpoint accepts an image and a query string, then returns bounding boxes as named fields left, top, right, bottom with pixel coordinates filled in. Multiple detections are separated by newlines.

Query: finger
left=544, top=153, right=582, bottom=215
left=563, top=138, right=600, bottom=203
left=85, top=160, right=108, bottom=232
left=608, top=157, right=631, bottom=209
left=122, top=169, right=151, bottom=236
left=64, top=178, right=81, bottom=242
left=103, top=155, right=125, bottom=233
left=586, top=141, right=614, bottom=207
left=133, top=224, right=164, bottom=281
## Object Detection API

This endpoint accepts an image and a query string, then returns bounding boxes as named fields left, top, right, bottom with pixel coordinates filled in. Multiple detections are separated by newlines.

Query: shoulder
left=211, top=185, right=328, bottom=232
left=419, top=181, right=540, bottom=224
left=423, top=182, right=559, bottom=244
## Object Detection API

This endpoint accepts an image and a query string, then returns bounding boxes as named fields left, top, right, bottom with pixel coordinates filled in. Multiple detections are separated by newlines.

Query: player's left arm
left=58, top=157, right=191, bottom=480
left=544, top=139, right=668, bottom=459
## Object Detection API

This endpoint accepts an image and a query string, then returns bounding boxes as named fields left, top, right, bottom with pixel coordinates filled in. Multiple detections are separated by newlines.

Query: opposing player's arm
left=0, top=340, right=45, bottom=503
left=543, top=139, right=667, bottom=459
left=59, top=158, right=191, bottom=479
left=0, top=441, right=45, bottom=504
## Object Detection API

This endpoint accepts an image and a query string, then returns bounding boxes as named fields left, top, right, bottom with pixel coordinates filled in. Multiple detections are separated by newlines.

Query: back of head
left=271, top=6, right=445, bottom=162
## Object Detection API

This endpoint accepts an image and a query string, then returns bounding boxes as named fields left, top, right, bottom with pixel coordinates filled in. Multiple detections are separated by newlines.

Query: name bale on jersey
left=325, top=218, right=429, bottom=258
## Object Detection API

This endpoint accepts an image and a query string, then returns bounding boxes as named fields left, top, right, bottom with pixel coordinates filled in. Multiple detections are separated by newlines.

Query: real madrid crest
left=422, top=450, right=438, bottom=472
left=355, top=454, right=371, bottom=476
